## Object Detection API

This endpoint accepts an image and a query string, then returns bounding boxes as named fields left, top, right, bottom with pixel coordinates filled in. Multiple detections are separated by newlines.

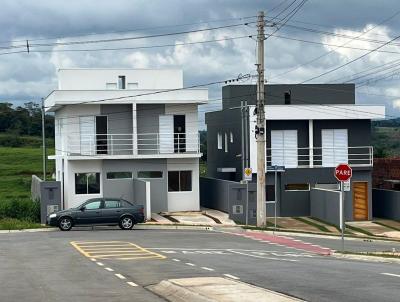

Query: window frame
left=284, top=183, right=310, bottom=192
left=118, top=75, right=126, bottom=89
left=106, top=172, right=133, bottom=180
left=168, top=170, right=192, bottom=192
left=217, top=132, right=222, bottom=150
left=137, top=171, right=164, bottom=179
left=75, top=172, right=101, bottom=195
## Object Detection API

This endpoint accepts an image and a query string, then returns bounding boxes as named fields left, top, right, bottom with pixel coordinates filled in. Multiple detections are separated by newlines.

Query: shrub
left=0, top=198, right=40, bottom=222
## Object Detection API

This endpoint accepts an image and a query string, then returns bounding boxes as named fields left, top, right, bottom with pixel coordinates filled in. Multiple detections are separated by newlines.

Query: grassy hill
left=372, top=119, right=400, bottom=158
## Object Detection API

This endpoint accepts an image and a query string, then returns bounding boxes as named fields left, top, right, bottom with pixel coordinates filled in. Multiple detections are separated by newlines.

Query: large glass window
left=271, top=130, right=298, bottom=168
left=106, top=172, right=132, bottom=179
left=321, top=129, right=348, bottom=167
left=168, top=171, right=192, bottom=192
left=137, top=171, right=163, bottom=179
left=75, top=173, right=100, bottom=194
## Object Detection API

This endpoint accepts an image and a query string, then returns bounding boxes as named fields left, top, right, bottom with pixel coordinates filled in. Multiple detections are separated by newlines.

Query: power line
left=0, top=35, right=253, bottom=56
left=1, top=22, right=254, bottom=52
left=300, top=31, right=400, bottom=83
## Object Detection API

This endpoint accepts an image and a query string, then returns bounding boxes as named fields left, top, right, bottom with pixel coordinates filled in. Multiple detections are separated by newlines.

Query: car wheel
left=59, top=217, right=73, bottom=231
left=119, top=216, right=134, bottom=230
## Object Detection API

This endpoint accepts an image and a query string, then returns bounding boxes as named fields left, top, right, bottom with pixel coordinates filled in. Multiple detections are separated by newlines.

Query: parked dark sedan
left=47, top=198, right=145, bottom=231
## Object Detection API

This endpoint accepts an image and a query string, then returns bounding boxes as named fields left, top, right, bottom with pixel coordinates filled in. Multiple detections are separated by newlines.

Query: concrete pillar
left=309, top=120, right=314, bottom=168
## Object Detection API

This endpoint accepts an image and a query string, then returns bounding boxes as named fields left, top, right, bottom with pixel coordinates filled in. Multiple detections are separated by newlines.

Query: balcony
left=266, top=146, right=373, bottom=168
left=64, top=132, right=200, bottom=158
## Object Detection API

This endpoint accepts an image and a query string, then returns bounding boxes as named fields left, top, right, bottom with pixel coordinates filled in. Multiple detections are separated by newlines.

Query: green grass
left=294, top=217, right=331, bottom=233
left=0, top=218, right=42, bottom=230
left=199, top=160, right=207, bottom=177
left=0, top=147, right=54, bottom=200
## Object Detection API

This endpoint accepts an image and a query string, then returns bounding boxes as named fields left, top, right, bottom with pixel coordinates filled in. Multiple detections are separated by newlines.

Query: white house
left=45, top=68, right=208, bottom=214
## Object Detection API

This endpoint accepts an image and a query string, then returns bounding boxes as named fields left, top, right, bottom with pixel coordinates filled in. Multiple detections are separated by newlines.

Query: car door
left=102, top=199, right=122, bottom=223
left=75, top=199, right=103, bottom=225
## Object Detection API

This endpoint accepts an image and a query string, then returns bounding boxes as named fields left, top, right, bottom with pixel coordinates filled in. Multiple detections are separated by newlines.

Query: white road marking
left=96, top=262, right=104, bottom=266
left=228, top=249, right=298, bottom=262
left=381, top=273, right=400, bottom=278
left=90, top=258, right=97, bottom=261
left=105, top=267, right=114, bottom=272
left=161, top=250, right=177, bottom=254
left=127, top=281, right=138, bottom=287
left=201, top=267, right=215, bottom=271
left=224, top=274, right=240, bottom=280
left=186, top=262, right=196, bottom=266
left=172, top=258, right=180, bottom=262
left=115, top=274, right=126, bottom=280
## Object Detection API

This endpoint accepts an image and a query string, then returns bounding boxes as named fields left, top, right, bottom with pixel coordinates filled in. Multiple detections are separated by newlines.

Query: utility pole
left=256, top=11, right=266, bottom=227
left=41, top=97, right=46, bottom=181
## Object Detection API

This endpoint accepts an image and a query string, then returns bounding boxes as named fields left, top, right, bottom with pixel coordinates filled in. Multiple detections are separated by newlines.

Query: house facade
left=45, top=68, right=208, bottom=213
left=205, top=84, right=385, bottom=221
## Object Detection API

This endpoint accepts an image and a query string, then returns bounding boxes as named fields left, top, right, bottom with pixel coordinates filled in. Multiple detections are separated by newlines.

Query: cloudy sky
left=1, top=0, right=400, bottom=124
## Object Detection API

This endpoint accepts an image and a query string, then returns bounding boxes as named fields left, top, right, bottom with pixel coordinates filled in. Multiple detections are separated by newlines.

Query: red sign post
left=334, top=163, right=352, bottom=253
left=334, top=163, right=352, bottom=182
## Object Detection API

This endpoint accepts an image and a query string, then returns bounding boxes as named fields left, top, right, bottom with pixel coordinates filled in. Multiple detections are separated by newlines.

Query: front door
left=174, top=115, right=186, bottom=153
left=75, top=199, right=103, bottom=224
left=353, top=182, right=368, bottom=220
left=96, top=116, right=108, bottom=154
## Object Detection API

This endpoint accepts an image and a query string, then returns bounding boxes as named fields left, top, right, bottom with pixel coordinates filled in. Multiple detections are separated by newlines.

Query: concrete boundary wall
left=373, top=189, right=400, bottom=220
left=133, top=178, right=151, bottom=220
left=310, top=188, right=341, bottom=227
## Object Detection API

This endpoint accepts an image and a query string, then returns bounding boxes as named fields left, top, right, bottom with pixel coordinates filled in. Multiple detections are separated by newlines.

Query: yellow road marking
left=70, top=241, right=166, bottom=261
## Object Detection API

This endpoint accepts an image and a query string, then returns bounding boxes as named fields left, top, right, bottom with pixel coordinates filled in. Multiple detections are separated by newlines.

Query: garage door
left=353, top=182, right=368, bottom=220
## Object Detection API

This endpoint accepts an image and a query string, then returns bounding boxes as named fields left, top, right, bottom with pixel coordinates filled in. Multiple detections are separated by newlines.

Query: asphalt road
left=0, top=227, right=399, bottom=302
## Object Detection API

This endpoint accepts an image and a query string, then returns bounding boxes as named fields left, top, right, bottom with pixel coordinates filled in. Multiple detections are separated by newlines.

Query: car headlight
left=49, top=213, right=57, bottom=218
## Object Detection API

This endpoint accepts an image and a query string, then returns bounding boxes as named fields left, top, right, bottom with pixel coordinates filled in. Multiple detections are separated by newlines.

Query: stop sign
left=334, top=164, right=352, bottom=181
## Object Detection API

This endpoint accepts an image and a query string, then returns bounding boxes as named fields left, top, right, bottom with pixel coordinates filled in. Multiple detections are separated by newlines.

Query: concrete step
left=147, top=277, right=303, bottom=302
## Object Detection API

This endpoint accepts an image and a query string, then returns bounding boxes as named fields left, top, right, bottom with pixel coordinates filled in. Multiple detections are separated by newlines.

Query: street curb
left=242, top=229, right=400, bottom=243
left=135, top=224, right=215, bottom=231
left=332, top=253, right=400, bottom=264
left=0, top=228, right=57, bottom=234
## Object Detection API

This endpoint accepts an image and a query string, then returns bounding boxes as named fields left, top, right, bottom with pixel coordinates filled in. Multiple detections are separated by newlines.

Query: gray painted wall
left=221, top=84, right=355, bottom=110
left=31, top=175, right=62, bottom=224
left=372, top=189, right=400, bottom=220
left=137, top=104, right=165, bottom=154
left=102, top=159, right=168, bottom=213
left=310, top=188, right=341, bottom=227
left=101, top=104, right=133, bottom=155
left=133, top=178, right=148, bottom=215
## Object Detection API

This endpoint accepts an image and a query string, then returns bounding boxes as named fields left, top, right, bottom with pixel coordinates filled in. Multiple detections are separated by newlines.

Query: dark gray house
left=205, top=84, right=385, bottom=221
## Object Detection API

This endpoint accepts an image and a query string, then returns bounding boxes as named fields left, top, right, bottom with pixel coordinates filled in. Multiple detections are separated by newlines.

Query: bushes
left=0, top=198, right=40, bottom=222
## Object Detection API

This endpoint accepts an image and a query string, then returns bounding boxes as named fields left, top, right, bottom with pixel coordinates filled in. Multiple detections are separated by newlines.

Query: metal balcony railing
left=266, top=146, right=373, bottom=168
left=65, top=132, right=200, bottom=156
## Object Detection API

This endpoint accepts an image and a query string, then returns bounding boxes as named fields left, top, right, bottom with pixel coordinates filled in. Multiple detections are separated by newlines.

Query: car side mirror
left=80, top=206, right=86, bottom=211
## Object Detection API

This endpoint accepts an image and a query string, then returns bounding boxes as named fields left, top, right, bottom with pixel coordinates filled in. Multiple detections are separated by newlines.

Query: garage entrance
left=353, top=182, right=368, bottom=220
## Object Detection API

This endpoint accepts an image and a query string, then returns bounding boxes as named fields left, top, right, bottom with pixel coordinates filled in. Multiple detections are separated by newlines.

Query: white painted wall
left=58, top=69, right=183, bottom=90
left=64, top=160, right=103, bottom=209
left=167, top=158, right=200, bottom=212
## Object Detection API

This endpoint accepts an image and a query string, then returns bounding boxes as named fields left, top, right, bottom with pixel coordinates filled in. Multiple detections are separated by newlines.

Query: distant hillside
left=372, top=119, right=400, bottom=158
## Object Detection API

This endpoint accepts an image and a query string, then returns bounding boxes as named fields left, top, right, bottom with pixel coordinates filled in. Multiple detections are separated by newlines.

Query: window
left=104, top=199, right=121, bottom=208
left=217, top=133, right=222, bottom=149
left=314, top=183, right=340, bottom=190
left=271, top=130, right=298, bottom=168
left=230, top=132, right=234, bottom=143
left=321, top=129, right=348, bottom=167
left=137, top=171, right=163, bottom=179
left=168, top=171, right=192, bottom=192
left=118, top=75, right=126, bottom=89
left=224, top=133, right=228, bottom=152
left=284, top=91, right=291, bottom=104
left=127, top=82, right=138, bottom=89
left=106, top=172, right=132, bottom=179
left=106, top=82, right=117, bottom=89
left=285, top=183, right=310, bottom=191
left=84, top=200, right=102, bottom=210
left=75, top=173, right=100, bottom=194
